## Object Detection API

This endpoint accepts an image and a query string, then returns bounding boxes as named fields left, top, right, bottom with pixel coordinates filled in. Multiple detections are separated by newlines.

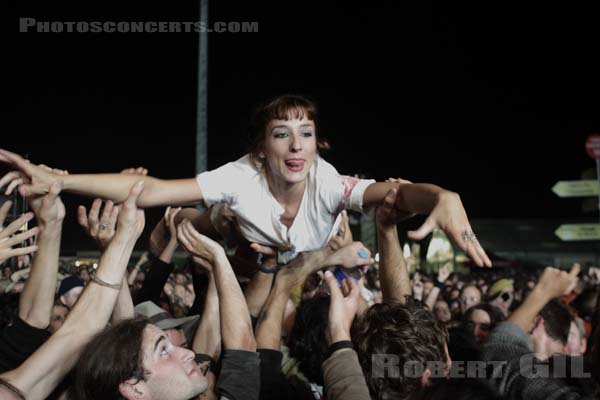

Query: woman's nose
left=290, top=136, right=302, bottom=152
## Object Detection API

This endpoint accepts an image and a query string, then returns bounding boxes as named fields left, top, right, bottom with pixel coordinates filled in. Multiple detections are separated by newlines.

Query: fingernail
left=58, top=180, right=64, bottom=189
left=324, top=270, right=333, bottom=278
left=137, top=181, right=144, bottom=187
left=358, top=249, right=369, bottom=258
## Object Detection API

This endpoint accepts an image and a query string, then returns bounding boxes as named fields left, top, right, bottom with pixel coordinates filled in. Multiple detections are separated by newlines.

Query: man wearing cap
left=134, top=301, right=199, bottom=348
left=487, top=278, right=514, bottom=317
left=57, top=275, right=85, bottom=309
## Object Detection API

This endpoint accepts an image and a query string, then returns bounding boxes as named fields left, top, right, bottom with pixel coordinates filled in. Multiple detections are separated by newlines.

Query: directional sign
left=552, top=180, right=599, bottom=197
left=555, top=224, right=600, bottom=241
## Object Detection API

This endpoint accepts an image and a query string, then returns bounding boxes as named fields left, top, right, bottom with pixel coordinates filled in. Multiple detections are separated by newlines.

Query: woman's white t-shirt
left=196, top=154, right=375, bottom=262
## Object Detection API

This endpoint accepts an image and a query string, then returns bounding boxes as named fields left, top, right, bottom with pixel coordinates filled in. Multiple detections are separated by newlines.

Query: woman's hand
left=326, top=241, right=374, bottom=268
left=0, top=150, right=63, bottom=197
left=407, top=191, right=492, bottom=268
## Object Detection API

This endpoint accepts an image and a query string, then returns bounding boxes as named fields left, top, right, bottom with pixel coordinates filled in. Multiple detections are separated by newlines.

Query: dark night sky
left=6, top=1, right=600, bottom=249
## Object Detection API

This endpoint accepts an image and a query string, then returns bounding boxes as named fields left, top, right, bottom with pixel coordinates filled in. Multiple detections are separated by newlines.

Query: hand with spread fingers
left=406, top=191, right=492, bottom=268
left=149, top=206, right=182, bottom=257
left=77, top=199, right=120, bottom=250
left=0, top=211, right=39, bottom=265
left=177, top=219, right=226, bottom=267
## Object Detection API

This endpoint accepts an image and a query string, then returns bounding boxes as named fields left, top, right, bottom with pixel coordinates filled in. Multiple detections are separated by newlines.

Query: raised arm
left=18, top=181, right=65, bottom=329
left=509, top=265, right=579, bottom=333
left=191, top=262, right=221, bottom=361
left=0, top=149, right=202, bottom=207
left=321, top=270, right=371, bottom=400
left=256, top=249, right=328, bottom=350
left=375, top=187, right=411, bottom=304
left=177, top=220, right=255, bottom=351
left=244, top=244, right=277, bottom=319
left=77, top=198, right=135, bottom=323
left=363, top=179, right=491, bottom=268
left=0, top=180, right=145, bottom=400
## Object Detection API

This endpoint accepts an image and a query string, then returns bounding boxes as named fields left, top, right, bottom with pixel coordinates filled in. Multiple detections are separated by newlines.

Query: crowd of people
left=0, top=95, right=598, bottom=400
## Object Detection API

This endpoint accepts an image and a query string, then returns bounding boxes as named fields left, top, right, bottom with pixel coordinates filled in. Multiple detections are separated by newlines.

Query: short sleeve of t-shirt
left=0, top=315, right=50, bottom=373
left=316, top=158, right=375, bottom=214
left=195, top=156, right=258, bottom=207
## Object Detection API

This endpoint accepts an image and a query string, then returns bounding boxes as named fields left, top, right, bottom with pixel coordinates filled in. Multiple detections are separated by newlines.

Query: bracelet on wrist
left=90, top=273, right=122, bottom=290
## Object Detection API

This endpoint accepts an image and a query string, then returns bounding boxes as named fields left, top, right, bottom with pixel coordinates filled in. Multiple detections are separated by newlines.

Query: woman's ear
left=118, top=378, right=146, bottom=400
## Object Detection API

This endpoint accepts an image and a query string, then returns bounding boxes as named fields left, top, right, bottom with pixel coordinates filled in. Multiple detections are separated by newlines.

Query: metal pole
left=195, top=0, right=209, bottom=211
left=596, top=159, right=600, bottom=220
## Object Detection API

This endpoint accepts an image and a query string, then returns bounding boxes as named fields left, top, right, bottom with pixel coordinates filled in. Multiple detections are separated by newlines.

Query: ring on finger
left=461, top=229, right=477, bottom=243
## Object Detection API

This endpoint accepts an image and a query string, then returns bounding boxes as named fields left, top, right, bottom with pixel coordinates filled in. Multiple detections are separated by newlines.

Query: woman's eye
left=274, top=132, right=288, bottom=138
left=301, top=132, right=313, bottom=137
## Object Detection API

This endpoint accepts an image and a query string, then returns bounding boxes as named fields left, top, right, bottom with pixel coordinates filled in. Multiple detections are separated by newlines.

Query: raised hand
left=77, top=199, right=120, bottom=250
left=149, top=206, right=182, bottom=257
left=177, top=219, right=226, bottom=268
left=328, top=210, right=353, bottom=251
left=26, top=180, right=66, bottom=228
left=412, top=274, right=424, bottom=300
left=0, top=201, right=13, bottom=232
left=0, top=212, right=39, bottom=265
left=437, top=262, right=452, bottom=284
left=114, top=181, right=146, bottom=240
left=324, top=270, right=361, bottom=344
left=536, top=264, right=580, bottom=299
left=376, top=179, right=415, bottom=229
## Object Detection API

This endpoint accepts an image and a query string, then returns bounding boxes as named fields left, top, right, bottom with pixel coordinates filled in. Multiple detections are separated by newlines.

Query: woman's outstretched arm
left=0, top=149, right=203, bottom=207
left=363, top=179, right=492, bottom=267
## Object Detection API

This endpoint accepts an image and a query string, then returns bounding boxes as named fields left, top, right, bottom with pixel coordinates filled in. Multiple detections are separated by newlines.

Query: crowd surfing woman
left=0, top=95, right=491, bottom=267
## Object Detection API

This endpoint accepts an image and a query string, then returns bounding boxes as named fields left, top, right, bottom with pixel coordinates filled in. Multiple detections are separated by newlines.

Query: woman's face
left=261, top=117, right=317, bottom=186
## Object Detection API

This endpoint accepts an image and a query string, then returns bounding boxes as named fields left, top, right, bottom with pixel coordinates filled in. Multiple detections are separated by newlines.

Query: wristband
left=258, top=263, right=280, bottom=274
left=326, top=340, right=353, bottom=359
left=195, top=354, right=219, bottom=375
